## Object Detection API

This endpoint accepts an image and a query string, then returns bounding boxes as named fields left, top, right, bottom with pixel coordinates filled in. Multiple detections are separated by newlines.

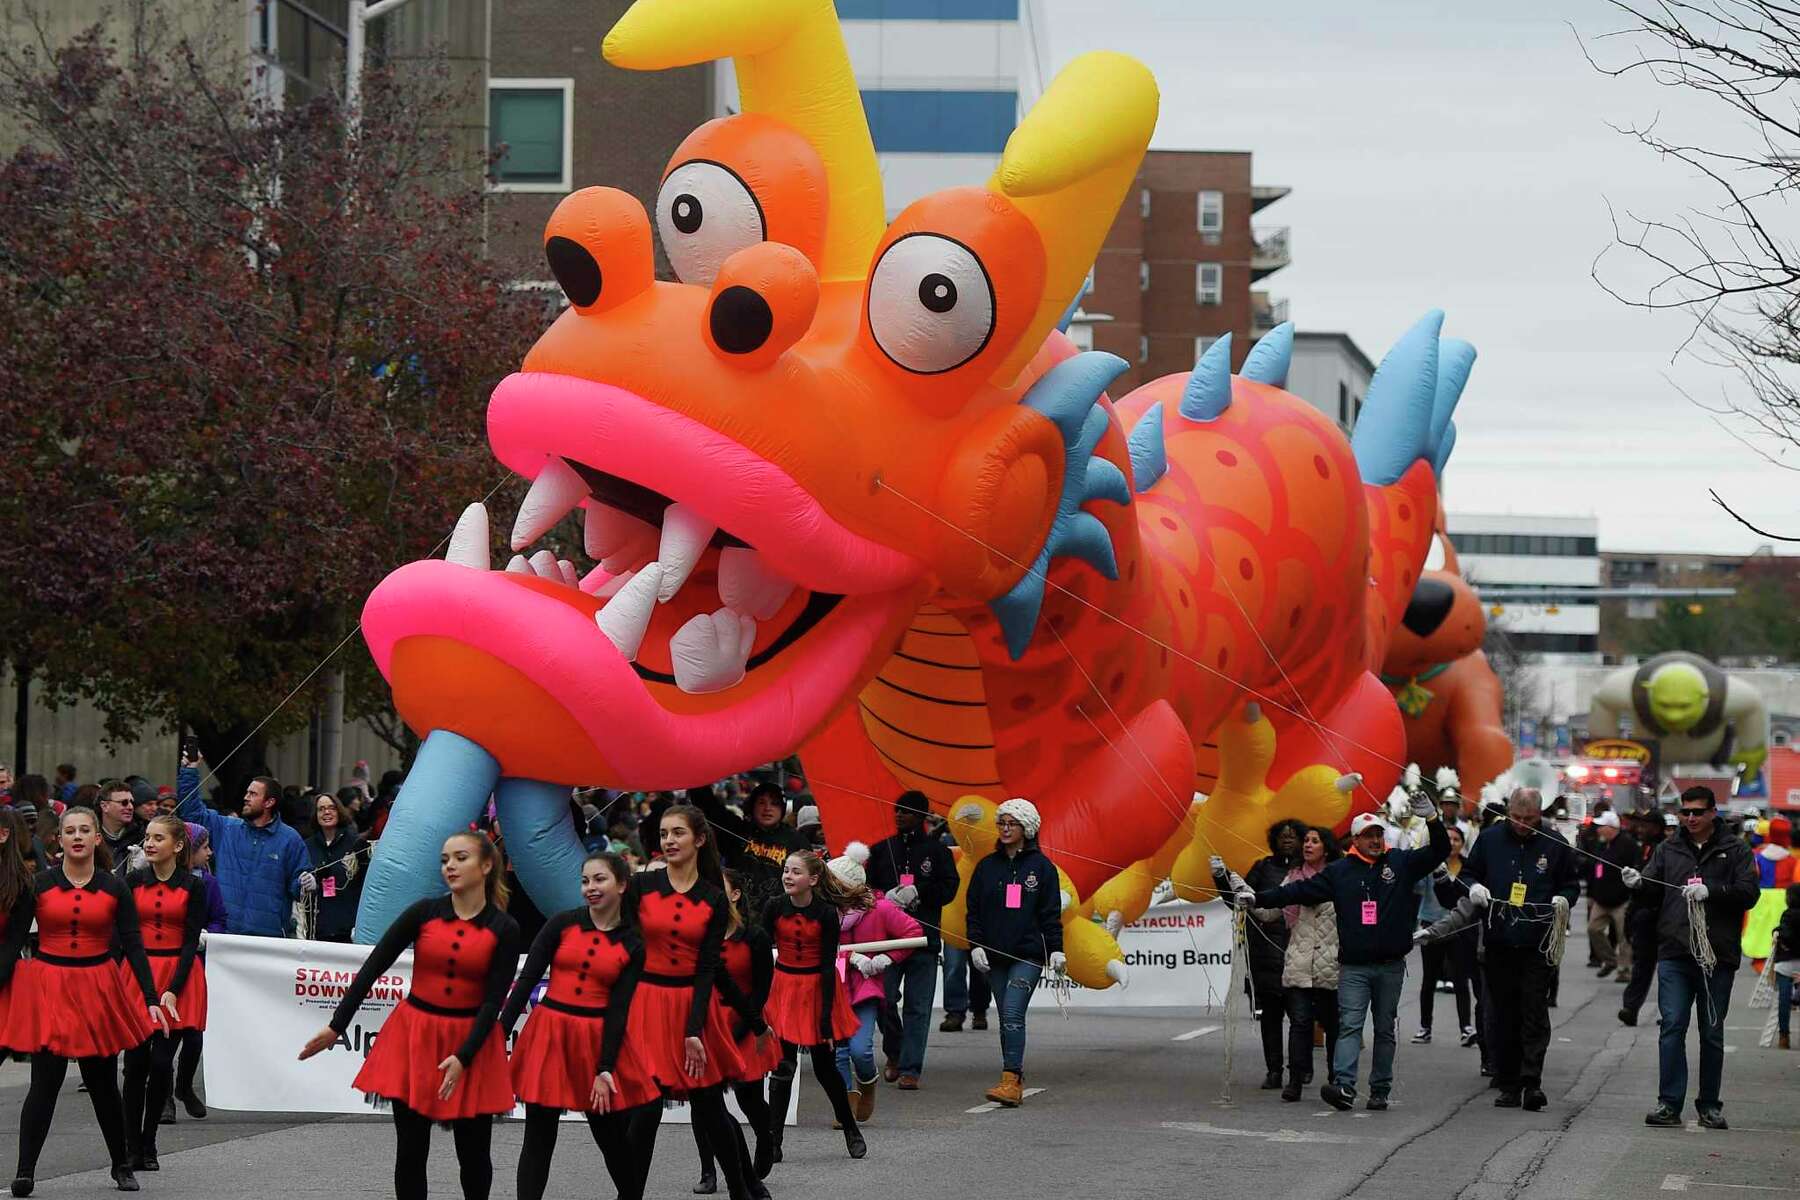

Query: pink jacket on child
left=838, top=895, right=924, bottom=1009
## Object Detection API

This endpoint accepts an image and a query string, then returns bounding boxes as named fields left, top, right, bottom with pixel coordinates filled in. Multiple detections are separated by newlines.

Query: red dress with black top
left=118, top=867, right=208, bottom=1031
left=330, top=896, right=521, bottom=1121
left=722, top=926, right=781, bottom=1079
left=12, top=868, right=156, bottom=1057
left=762, top=896, right=858, bottom=1047
left=500, top=909, right=657, bottom=1113
left=0, top=885, right=34, bottom=1052
left=624, top=871, right=753, bottom=1095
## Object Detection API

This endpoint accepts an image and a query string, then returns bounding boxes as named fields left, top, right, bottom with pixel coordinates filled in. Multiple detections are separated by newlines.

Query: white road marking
left=1162, top=1120, right=1359, bottom=1145
left=1662, top=1175, right=1797, bottom=1192
left=1173, top=1026, right=1221, bottom=1042
left=964, top=1087, right=1045, bottom=1113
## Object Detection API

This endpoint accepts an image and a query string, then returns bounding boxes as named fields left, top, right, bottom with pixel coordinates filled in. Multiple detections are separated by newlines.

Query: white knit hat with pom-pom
left=828, top=841, right=871, bottom=889
left=995, top=797, right=1042, bottom=839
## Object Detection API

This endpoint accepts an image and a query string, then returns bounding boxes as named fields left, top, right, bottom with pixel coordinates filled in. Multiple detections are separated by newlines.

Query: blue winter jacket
left=177, top=765, right=308, bottom=936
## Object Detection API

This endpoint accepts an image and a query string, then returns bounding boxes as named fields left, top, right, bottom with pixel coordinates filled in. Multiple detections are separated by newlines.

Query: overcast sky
left=1037, top=0, right=1799, bottom=555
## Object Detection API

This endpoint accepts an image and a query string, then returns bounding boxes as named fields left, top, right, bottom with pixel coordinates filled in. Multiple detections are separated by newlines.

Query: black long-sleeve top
left=125, top=866, right=209, bottom=996
left=720, top=924, right=774, bottom=1040
left=499, top=907, right=641, bottom=1075
left=763, top=894, right=844, bottom=1041
left=0, top=882, right=34, bottom=989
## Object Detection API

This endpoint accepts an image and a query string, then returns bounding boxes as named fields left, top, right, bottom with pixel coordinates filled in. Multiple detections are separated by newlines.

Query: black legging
left=693, top=1081, right=769, bottom=1180
left=175, top=1028, right=203, bottom=1098
left=391, top=1101, right=493, bottom=1200
left=122, top=1035, right=180, bottom=1155
left=689, top=1086, right=753, bottom=1198
left=1253, top=981, right=1287, bottom=1074
left=519, top=1101, right=659, bottom=1200
left=768, top=1042, right=858, bottom=1140
left=16, top=1052, right=131, bottom=1179
left=1283, top=986, right=1339, bottom=1084
left=1419, top=938, right=1472, bottom=1032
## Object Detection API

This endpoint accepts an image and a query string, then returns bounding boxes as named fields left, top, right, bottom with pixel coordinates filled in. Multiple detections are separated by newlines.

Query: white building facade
left=1287, top=331, right=1373, bottom=431
left=1447, top=513, right=1602, bottom=663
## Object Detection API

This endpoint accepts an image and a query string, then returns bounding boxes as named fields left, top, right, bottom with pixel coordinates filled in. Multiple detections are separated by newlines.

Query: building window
left=1338, top=381, right=1349, bottom=426
left=1195, top=263, right=1222, bottom=305
left=489, top=79, right=573, bottom=192
left=1197, top=190, right=1223, bottom=235
left=1140, top=188, right=1151, bottom=219
left=1139, top=261, right=1150, bottom=291
left=859, top=89, right=1016, bottom=154
left=1138, top=335, right=1149, bottom=364
left=1195, top=335, right=1219, bottom=360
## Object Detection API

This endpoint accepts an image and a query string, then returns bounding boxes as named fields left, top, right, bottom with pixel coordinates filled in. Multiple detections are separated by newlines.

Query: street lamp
left=345, top=0, right=418, bottom=133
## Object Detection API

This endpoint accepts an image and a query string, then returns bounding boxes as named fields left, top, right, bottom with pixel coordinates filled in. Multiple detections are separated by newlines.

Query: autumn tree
left=0, top=4, right=541, bottom=793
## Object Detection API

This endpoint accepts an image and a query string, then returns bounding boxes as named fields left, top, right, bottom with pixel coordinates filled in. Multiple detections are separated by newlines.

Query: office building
left=1447, top=514, right=1602, bottom=661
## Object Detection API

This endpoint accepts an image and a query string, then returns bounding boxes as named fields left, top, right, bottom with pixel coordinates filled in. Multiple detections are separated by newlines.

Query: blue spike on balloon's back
left=1429, top=338, right=1475, bottom=456
left=1241, top=321, right=1293, bottom=387
left=1055, top=274, right=1092, bottom=335
left=1127, top=401, right=1167, bottom=492
left=1351, top=311, right=1443, bottom=486
left=1178, top=332, right=1234, bottom=421
left=1432, top=422, right=1457, bottom=477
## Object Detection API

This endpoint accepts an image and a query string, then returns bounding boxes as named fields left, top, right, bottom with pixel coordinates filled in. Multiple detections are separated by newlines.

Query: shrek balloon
left=1588, top=650, right=1769, bottom=783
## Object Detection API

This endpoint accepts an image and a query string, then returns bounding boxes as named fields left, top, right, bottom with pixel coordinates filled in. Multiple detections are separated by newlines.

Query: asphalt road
left=0, top=932, right=1794, bottom=1198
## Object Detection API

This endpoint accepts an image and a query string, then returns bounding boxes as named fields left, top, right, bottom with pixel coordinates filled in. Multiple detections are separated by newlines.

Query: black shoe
left=1366, top=1094, right=1389, bottom=1111
left=752, top=1134, right=773, bottom=1181
left=1261, top=1070, right=1283, bottom=1089
left=939, top=1012, right=964, bottom=1033
left=694, top=1169, right=718, bottom=1195
left=113, top=1167, right=140, bottom=1192
left=1618, top=1008, right=1637, bottom=1027
left=1523, top=1089, right=1546, bottom=1112
left=177, top=1089, right=207, bottom=1119
left=844, top=1127, right=867, bottom=1159
left=1320, top=1083, right=1354, bottom=1111
left=10, top=1176, right=31, bottom=1198
left=159, top=1096, right=176, bottom=1126
left=1645, top=1105, right=1681, bottom=1127
left=1596, top=963, right=1615, bottom=979
left=1460, top=1027, right=1479, bottom=1047
left=747, top=1178, right=771, bottom=1200
left=1281, top=1079, right=1301, bottom=1102
left=1495, top=1090, right=1523, bottom=1108
left=971, top=1013, right=988, bottom=1031
left=1697, top=1107, right=1729, bottom=1130
left=1411, top=1028, right=1431, bottom=1044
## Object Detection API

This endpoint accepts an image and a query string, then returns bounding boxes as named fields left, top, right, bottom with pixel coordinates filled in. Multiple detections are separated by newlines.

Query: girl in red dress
left=120, top=816, right=209, bottom=1171
left=692, top=868, right=779, bottom=1193
left=761, top=849, right=869, bottom=1163
left=10, top=806, right=165, bottom=1196
left=0, top=808, right=36, bottom=1058
left=500, top=850, right=658, bottom=1200
left=627, top=805, right=766, bottom=1200
left=300, top=831, right=520, bottom=1200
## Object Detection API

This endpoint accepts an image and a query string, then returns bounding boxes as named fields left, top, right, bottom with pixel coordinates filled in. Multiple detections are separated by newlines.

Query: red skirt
left=353, top=997, right=514, bottom=1121
left=764, top=965, right=858, bottom=1047
left=510, top=1003, right=658, bottom=1113
left=117, top=954, right=207, bottom=1031
left=730, top=1022, right=784, bottom=1081
left=626, top=978, right=746, bottom=1097
left=0, top=968, right=23, bottom=1053
left=12, top=958, right=155, bottom=1058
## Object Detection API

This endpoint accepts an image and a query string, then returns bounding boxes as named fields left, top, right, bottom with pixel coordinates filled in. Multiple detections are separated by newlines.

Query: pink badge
left=899, top=873, right=916, bottom=889
left=1595, top=864, right=1604, bottom=880
left=1005, top=883, right=1023, bottom=909
left=322, top=876, right=337, bottom=898
left=1687, top=876, right=1702, bottom=887
left=1361, top=900, right=1378, bottom=926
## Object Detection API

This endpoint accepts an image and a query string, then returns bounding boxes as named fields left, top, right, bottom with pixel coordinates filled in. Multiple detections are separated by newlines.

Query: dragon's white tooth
left=583, top=504, right=658, bottom=561
left=446, top=502, right=490, bottom=570
left=557, top=559, right=580, bottom=588
left=510, top=460, right=588, bottom=552
left=656, top=503, right=715, bottom=603
left=717, top=547, right=795, bottom=620
left=592, top=569, right=634, bottom=599
left=669, top=608, right=755, bottom=694
left=505, top=554, right=531, bottom=575
left=529, top=549, right=560, bottom=579
left=594, top=566, right=663, bottom=661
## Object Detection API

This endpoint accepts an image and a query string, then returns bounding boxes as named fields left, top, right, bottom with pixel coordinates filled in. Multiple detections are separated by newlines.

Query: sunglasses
left=1679, top=808, right=1712, bottom=818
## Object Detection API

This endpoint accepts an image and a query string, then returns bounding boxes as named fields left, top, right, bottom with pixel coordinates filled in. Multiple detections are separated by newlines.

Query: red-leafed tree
left=0, top=4, right=542, bottom=791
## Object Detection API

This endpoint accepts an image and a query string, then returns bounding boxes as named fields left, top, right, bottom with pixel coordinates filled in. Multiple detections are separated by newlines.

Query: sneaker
left=1366, top=1094, right=1389, bottom=1111
left=1596, top=963, right=1615, bottom=979
left=971, top=1013, right=989, bottom=1031
left=939, top=1013, right=965, bottom=1033
left=1411, top=1028, right=1431, bottom=1044
left=1523, top=1088, right=1547, bottom=1112
left=1460, top=1026, right=1479, bottom=1047
left=1697, top=1107, right=1729, bottom=1130
left=1617, top=1008, right=1637, bottom=1027
left=1644, top=1105, right=1681, bottom=1127
left=1320, top=1083, right=1354, bottom=1111
left=1495, top=1090, right=1523, bottom=1108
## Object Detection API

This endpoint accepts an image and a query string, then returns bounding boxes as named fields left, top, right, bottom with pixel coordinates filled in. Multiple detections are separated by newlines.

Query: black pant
left=121, top=1035, right=179, bottom=1155
left=768, top=1043, right=858, bottom=1142
left=1419, top=937, right=1473, bottom=1032
left=1622, top=932, right=1657, bottom=1016
left=688, top=1086, right=752, bottom=1197
left=691, top=1081, right=767, bottom=1180
left=1283, top=987, right=1339, bottom=1083
left=175, top=1028, right=203, bottom=1097
left=1485, top=944, right=1555, bottom=1090
left=1254, top=982, right=1287, bottom=1074
left=391, top=1101, right=493, bottom=1200
left=16, top=1053, right=131, bottom=1178
left=518, top=1101, right=657, bottom=1200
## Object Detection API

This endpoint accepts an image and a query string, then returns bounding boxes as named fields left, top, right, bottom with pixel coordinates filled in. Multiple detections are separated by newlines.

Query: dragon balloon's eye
left=1424, top=533, right=1447, bottom=572
left=866, top=233, right=995, bottom=374
left=657, top=160, right=765, bottom=286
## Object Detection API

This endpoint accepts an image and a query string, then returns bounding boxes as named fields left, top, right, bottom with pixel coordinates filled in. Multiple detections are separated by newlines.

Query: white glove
left=870, top=953, right=892, bottom=974
left=850, top=953, right=879, bottom=978
left=971, top=947, right=990, bottom=974
left=1048, top=951, right=1067, bottom=974
left=1409, top=792, right=1437, bottom=820
left=887, top=884, right=919, bottom=910
left=1412, top=927, right=1430, bottom=945
left=1208, top=855, right=1226, bottom=875
left=298, top=872, right=318, bottom=896
left=1234, top=887, right=1256, bottom=907
left=1551, top=896, right=1570, bottom=917
left=1467, top=883, right=1491, bottom=908
left=1682, top=882, right=1709, bottom=902
left=1621, top=867, right=1642, bottom=889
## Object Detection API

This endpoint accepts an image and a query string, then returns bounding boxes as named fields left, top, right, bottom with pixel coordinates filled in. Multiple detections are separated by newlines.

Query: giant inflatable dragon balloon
left=353, top=0, right=1478, bottom=988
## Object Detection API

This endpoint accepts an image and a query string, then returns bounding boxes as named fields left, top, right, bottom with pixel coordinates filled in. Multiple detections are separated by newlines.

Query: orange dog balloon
left=352, top=0, right=1476, bottom=983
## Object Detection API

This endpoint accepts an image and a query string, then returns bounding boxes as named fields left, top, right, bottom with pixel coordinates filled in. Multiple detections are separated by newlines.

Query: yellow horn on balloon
left=988, top=51, right=1159, bottom=384
left=603, top=0, right=885, bottom=283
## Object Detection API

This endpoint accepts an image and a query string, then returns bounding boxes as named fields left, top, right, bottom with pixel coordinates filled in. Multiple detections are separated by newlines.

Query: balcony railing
left=1251, top=225, right=1291, bottom=278
left=1252, top=296, right=1289, bottom=334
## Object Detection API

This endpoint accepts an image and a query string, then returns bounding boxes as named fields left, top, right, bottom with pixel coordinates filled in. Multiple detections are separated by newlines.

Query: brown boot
left=984, top=1070, right=1024, bottom=1107
left=854, top=1075, right=877, bottom=1122
left=1781, top=1033, right=1791, bottom=1050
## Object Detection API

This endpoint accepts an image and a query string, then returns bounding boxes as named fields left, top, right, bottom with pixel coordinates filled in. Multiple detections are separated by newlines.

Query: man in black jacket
left=1251, top=797, right=1449, bottom=1111
left=866, top=791, right=960, bottom=1089
left=1624, top=786, right=1761, bottom=1130
left=1619, top=808, right=1668, bottom=1024
left=1586, top=811, right=1640, bottom=981
left=1461, top=788, right=1581, bottom=1111
left=692, top=780, right=807, bottom=918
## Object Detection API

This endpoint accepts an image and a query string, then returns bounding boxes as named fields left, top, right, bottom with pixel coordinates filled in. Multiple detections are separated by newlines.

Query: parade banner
left=1029, top=900, right=1235, bottom=1008
left=203, top=933, right=791, bottom=1123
